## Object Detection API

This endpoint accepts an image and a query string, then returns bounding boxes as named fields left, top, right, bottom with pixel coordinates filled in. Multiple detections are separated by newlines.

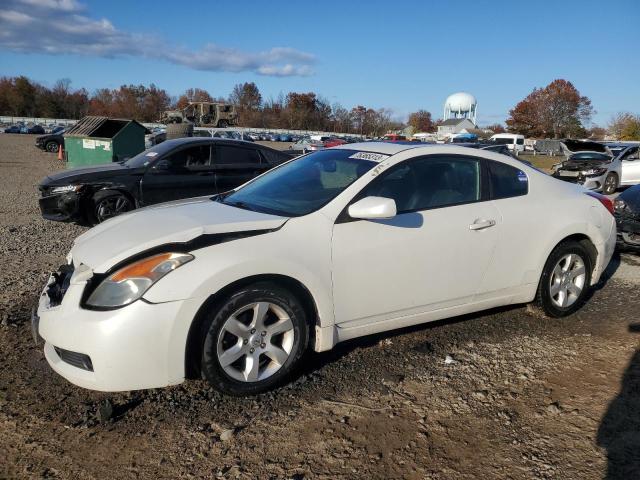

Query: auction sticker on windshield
left=349, top=152, right=390, bottom=162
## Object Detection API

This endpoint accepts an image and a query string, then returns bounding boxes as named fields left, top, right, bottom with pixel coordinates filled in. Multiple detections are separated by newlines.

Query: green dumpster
left=64, top=116, right=149, bottom=168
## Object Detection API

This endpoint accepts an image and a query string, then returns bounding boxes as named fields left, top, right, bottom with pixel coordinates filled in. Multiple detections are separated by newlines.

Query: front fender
left=142, top=220, right=336, bottom=329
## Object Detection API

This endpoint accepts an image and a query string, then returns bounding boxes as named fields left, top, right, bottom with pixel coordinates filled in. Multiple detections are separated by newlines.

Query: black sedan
left=614, top=184, right=640, bottom=250
left=36, top=129, right=65, bottom=153
left=38, top=138, right=294, bottom=225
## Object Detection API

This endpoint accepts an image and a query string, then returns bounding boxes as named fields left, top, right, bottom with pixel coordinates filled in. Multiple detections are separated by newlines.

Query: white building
left=437, top=118, right=476, bottom=138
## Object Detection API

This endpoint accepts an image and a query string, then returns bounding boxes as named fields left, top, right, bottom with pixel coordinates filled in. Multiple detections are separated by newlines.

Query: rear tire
left=200, top=282, right=309, bottom=396
left=602, top=173, right=618, bottom=195
left=165, top=122, right=194, bottom=140
left=533, top=241, right=592, bottom=318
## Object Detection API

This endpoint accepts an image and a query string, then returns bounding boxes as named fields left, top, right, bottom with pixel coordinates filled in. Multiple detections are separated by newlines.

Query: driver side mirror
left=348, top=196, right=397, bottom=220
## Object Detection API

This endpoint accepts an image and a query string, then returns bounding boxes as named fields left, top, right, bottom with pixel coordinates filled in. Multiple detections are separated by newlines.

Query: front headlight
left=86, top=252, right=193, bottom=308
left=51, top=185, right=81, bottom=194
left=581, top=168, right=607, bottom=176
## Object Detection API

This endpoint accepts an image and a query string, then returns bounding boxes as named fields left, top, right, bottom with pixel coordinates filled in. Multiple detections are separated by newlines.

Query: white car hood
left=71, top=196, right=287, bottom=273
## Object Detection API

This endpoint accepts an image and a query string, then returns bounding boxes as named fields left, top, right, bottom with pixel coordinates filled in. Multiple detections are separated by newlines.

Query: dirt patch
left=1, top=134, right=640, bottom=479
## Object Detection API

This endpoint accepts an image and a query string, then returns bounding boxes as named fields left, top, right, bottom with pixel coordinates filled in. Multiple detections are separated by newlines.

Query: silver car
left=619, top=146, right=640, bottom=187
left=552, top=151, right=619, bottom=194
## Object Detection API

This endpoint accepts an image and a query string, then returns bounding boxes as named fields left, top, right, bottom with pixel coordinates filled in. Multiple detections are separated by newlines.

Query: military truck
left=160, top=102, right=238, bottom=127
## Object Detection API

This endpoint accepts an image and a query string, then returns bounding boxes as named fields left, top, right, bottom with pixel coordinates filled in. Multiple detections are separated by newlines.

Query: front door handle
left=469, top=219, right=496, bottom=231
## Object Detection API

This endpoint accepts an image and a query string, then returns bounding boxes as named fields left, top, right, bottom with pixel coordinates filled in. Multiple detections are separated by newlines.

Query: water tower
left=444, top=92, right=477, bottom=125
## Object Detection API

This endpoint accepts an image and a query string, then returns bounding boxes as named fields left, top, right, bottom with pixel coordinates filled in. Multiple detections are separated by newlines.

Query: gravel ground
left=1, top=134, right=640, bottom=479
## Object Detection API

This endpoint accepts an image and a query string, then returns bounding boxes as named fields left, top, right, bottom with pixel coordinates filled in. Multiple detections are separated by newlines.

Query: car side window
left=162, top=145, right=211, bottom=170
left=488, top=160, right=528, bottom=199
left=622, top=147, right=639, bottom=161
left=217, top=145, right=262, bottom=165
left=360, top=156, right=481, bottom=213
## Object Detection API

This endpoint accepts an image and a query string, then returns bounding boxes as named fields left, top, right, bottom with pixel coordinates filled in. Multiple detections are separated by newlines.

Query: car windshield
left=569, top=152, right=611, bottom=162
left=220, top=149, right=377, bottom=217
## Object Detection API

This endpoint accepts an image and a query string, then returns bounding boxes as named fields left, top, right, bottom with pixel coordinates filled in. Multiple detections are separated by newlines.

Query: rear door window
left=488, top=160, right=528, bottom=199
left=217, top=145, right=262, bottom=165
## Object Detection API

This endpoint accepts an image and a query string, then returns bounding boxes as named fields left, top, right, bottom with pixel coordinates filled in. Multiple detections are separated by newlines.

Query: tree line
left=1, top=75, right=638, bottom=139
left=0, top=76, right=403, bottom=136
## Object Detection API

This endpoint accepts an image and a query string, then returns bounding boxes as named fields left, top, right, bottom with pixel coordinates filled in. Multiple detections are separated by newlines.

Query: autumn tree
left=608, top=112, right=640, bottom=140
left=331, top=103, right=352, bottom=133
left=588, top=126, right=607, bottom=140
left=506, top=79, right=593, bottom=138
left=484, top=123, right=506, bottom=134
left=618, top=115, right=640, bottom=140
left=175, top=88, right=214, bottom=110
left=408, top=110, right=434, bottom=133
left=285, top=92, right=319, bottom=130
left=229, top=82, right=262, bottom=126
left=230, top=82, right=262, bottom=110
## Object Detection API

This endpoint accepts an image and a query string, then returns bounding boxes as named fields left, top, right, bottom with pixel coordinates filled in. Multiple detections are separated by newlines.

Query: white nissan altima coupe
left=34, top=143, right=616, bottom=395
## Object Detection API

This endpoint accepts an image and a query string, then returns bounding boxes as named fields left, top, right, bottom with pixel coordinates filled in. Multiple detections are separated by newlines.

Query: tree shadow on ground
left=597, top=326, right=640, bottom=479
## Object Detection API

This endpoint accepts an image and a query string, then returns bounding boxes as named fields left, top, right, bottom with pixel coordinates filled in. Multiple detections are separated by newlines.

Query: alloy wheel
left=216, top=302, right=294, bottom=382
left=604, top=175, right=616, bottom=194
left=95, top=195, right=131, bottom=222
left=549, top=253, right=587, bottom=308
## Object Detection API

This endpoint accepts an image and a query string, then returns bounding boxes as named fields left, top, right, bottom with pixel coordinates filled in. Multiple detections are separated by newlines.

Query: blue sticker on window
left=517, top=170, right=528, bottom=182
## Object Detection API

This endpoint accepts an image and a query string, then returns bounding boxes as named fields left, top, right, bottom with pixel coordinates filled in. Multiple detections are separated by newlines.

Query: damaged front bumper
left=615, top=213, right=640, bottom=249
left=552, top=171, right=604, bottom=191
left=38, top=191, right=82, bottom=222
left=34, top=262, right=205, bottom=392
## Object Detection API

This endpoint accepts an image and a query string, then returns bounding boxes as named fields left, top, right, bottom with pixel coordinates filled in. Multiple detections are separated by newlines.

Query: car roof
left=330, top=141, right=532, bottom=169
left=333, top=141, right=423, bottom=156
left=158, top=136, right=266, bottom=149
left=332, top=141, right=507, bottom=159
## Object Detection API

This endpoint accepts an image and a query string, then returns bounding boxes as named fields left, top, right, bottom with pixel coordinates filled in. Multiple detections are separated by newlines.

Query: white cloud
left=0, top=0, right=315, bottom=77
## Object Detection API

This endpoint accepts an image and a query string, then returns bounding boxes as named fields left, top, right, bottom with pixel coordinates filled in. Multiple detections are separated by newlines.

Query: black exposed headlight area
left=47, top=264, right=74, bottom=307
left=53, top=346, right=94, bottom=372
left=38, top=189, right=82, bottom=222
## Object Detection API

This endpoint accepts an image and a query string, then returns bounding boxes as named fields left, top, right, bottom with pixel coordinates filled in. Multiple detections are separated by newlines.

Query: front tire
left=90, top=190, right=133, bottom=224
left=534, top=241, right=592, bottom=318
left=602, top=173, right=618, bottom=195
left=45, top=141, right=59, bottom=153
left=200, top=283, right=309, bottom=396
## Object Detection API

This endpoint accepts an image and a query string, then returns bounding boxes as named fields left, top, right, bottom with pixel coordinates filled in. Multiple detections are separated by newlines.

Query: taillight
left=586, top=192, right=614, bottom=216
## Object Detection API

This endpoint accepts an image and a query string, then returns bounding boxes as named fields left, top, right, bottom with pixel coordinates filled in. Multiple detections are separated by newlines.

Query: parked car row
left=33, top=141, right=617, bottom=396
left=4, top=123, right=46, bottom=134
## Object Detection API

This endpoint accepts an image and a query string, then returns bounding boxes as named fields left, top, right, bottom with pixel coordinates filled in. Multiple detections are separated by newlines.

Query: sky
left=1, top=0, right=639, bottom=126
